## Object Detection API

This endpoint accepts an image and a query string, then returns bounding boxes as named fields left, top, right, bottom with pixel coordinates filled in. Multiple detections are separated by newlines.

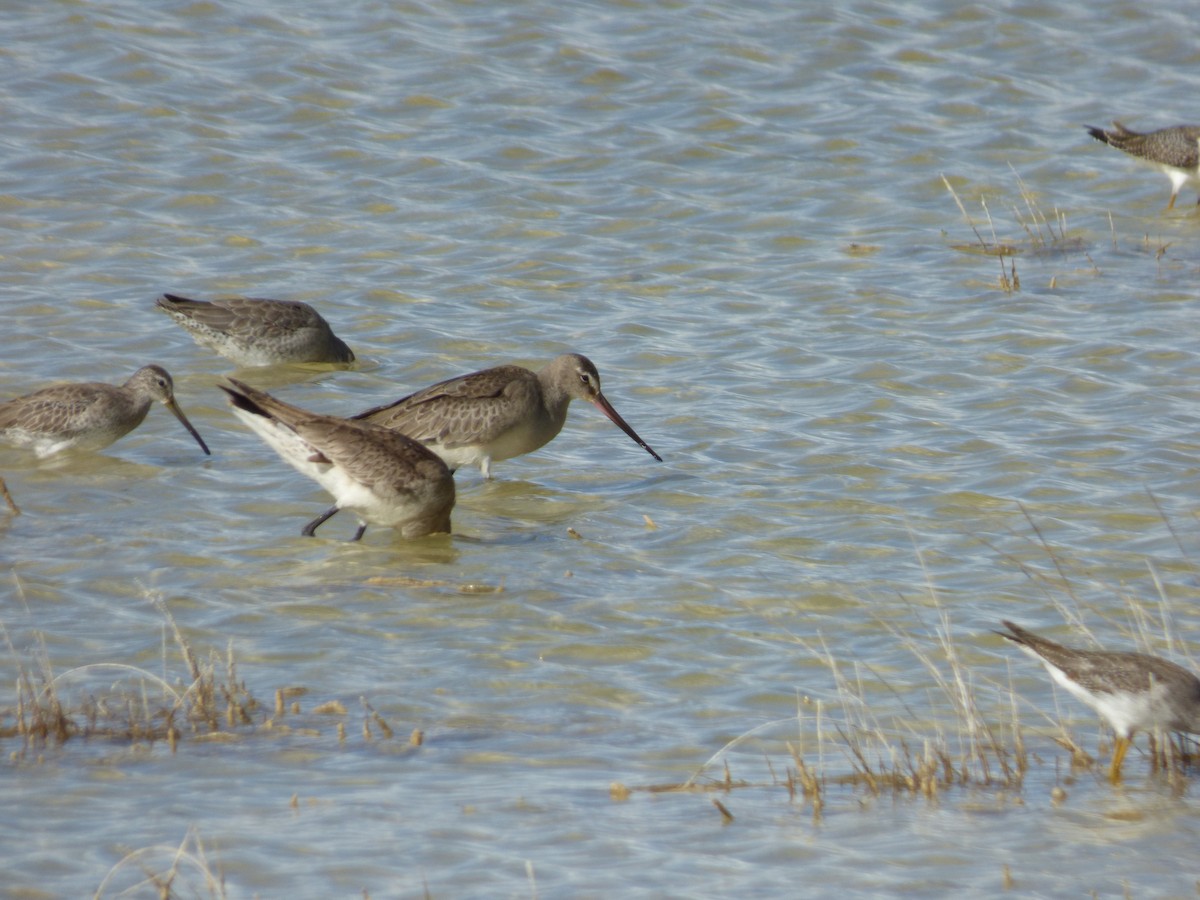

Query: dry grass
left=7, top=511, right=1199, bottom=853
left=0, top=583, right=428, bottom=895
left=1, top=597, right=258, bottom=756
left=617, top=503, right=1200, bottom=813
left=94, top=826, right=225, bottom=900
left=0, top=587, right=415, bottom=763
left=1008, top=165, right=1072, bottom=252
left=618, top=604, right=1028, bottom=822
left=614, top=524, right=1030, bottom=817
left=943, top=169, right=1090, bottom=292
left=943, top=173, right=1022, bottom=292
left=782, top=601, right=1026, bottom=816
left=978, top=500, right=1200, bottom=785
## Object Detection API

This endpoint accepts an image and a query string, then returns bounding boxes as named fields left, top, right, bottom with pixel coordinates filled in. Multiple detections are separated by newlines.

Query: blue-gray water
left=5, top=0, right=1200, bottom=896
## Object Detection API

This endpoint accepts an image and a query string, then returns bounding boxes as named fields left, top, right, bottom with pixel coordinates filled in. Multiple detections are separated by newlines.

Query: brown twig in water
left=0, top=476, right=19, bottom=515
left=942, top=174, right=1018, bottom=292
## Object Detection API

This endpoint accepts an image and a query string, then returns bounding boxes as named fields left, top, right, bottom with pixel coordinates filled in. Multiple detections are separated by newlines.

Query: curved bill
left=591, top=392, right=662, bottom=462
left=163, top=398, right=211, bottom=455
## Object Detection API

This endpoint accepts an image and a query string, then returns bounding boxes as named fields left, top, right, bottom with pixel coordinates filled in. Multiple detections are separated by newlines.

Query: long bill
left=591, top=393, right=662, bottom=462
left=163, top=398, right=212, bottom=455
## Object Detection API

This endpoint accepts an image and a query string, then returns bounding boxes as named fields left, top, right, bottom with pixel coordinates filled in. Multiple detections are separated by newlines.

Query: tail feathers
left=222, top=381, right=332, bottom=481
left=996, top=619, right=1036, bottom=647
left=996, top=620, right=1018, bottom=640
left=220, top=377, right=310, bottom=424
left=1085, top=121, right=1137, bottom=144
left=219, top=383, right=270, bottom=419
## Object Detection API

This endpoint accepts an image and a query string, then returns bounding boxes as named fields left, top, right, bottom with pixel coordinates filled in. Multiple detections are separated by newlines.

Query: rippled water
left=6, top=0, right=1200, bottom=896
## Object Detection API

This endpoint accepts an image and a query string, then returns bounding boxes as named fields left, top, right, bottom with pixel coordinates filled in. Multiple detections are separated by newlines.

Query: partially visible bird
left=997, top=619, right=1200, bottom=783
left=0, top=365, right=210, bottom=458
left=220, top=378, right=453, bottom=541
left=1085, top=121, right=1200, bottom=209
left=157, top=294, right=355, bottom=366
left=352, top=353, right=661, bottom=479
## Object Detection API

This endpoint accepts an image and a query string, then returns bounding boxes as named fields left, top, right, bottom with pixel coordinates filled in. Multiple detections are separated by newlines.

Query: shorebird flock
left=6, top=121, right=1200, bottom=785
left=1, top=293, right=660, bottom=542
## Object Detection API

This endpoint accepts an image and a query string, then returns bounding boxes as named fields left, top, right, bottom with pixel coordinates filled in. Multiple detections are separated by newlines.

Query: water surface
left=5, top=0, right=1200, bottom=896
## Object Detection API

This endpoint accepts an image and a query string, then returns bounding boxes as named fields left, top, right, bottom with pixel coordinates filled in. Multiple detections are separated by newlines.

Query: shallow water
left=5, top=0, right=1200, bottom=896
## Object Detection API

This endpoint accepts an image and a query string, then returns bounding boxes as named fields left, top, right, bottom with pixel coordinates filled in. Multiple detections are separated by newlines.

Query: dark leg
left=351, top=522, right=367, bottom=542
left=301, top=505, right=340, bottom=537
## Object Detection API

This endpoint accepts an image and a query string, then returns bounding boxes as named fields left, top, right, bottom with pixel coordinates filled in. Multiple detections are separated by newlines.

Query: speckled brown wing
left=354, top=365, right=541, bottom=447
left=158, top=295, right=354, bottom=365
left=1049, top=648, right=1200, bottom=696
left=291, top=415, right=452, bottom=498
left=999, top=620, right=1200, bottom=696
left=160, top=296, right=313, bottom=337
left=1098, top=123, right=1200, bottom=169
left=0, top=383, right=123, bottom=438
left=223, top=378, right=453, bottom=535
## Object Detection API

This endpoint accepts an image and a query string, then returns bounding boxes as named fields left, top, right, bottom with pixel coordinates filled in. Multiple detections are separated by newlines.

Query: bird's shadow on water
left=0, top=449, right=214, bottom=532
left=217, top=361, right=367, bottom=394
left=213, top=467, right=671, bottom=555
left=0, top=448, right=170, bottom=476
left=450, top=474, right=650, bottom=545
left=451, top=487, right=576, bottom=549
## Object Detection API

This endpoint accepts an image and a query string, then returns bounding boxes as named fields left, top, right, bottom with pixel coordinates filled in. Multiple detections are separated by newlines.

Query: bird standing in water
left=221, top=378, right=453, bottom=541
left=998, top=619, right=1200, bottom=782
left=157, top=294, right=355, bottom=366
left=353, top=353, right=661, bottom=479
left=1085, top=121, right=1200, bottom=210
left=0, top=365, right=210, bottom=458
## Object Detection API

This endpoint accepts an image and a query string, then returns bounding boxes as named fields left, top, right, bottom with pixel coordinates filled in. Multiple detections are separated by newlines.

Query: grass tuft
left=943, top=170, right=1089, bottom=291
left=94, top=826, right=225, bottom=899
left=1, top=586, right=421, bottom=761
left=0, top=476, right=18, bottom=516
left=622, top=503, right=1200, bottom=810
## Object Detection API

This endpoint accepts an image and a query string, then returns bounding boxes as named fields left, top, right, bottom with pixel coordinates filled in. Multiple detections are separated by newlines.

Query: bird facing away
left=220, top=378, right=454, bottom=541
left=352, top=353, right=662, bottom=479
left=0, top=365, right=211, bottom=458
left=997, top=620, right=1200, bottom=783
left=157, top=294, right=355, bottom=366
left=1085, top=121, right=1200, bottom=209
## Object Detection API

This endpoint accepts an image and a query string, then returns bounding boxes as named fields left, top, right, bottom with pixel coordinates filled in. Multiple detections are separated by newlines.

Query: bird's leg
left=1108, top=735, right=1131, bottom=783
left=351, top=522, right=367, bottom=542
left=301, top=505, right=340, bottom=537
